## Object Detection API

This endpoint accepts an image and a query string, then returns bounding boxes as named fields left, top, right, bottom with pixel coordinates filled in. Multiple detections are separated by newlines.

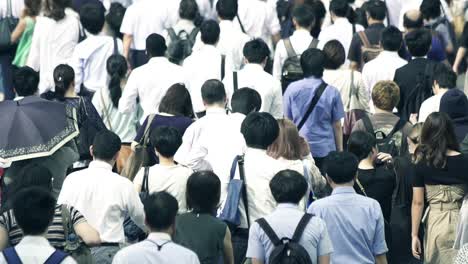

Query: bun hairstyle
left=53, top=64, right=75, bottom=101
left=106, top=55, right=128, bottom=108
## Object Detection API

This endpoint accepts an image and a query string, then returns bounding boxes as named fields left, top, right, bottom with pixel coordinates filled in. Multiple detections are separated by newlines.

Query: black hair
left=353, top=7, right=368, bottom=28
left=92, top=130, right=121, bottom=161
left=200, top=20, right=220, bottom=45
left=323, top=40, right=345, bottom=70
left=309, top=1, right=326, bottom=38
left=159, top=83, right=195, bottom=118
left=12, top=187, right=56, bottom=235
left=405, top=29, right=432, bottom=57
left=53, top=64, right=75, bottom=101
left=179, top=0, right=199, bottom=21
left=106, top=2, right=126, bottom=38
left=241, top=112, right=279, bottom=149
left=420, top=0, right=441, bottom=20
left=330, top=0, right=349, bottom=17
left=433, top=64, right=457, bottom=89
left=403, top=12, right=423, bottom=29
left=106, top=55, right=127, bottom=108
left=45, top=0, right=71, bottom=21
left=13, top=66, right=39, bottom=96
left=79, top=3, right=105, bottom=35
left=270, top=170, right=307, bottom=204
left=292, top=4, right=315, bottom=29
left=243, top=38, right=270, bottom=64
left=216, top=0, right=237, bottom=21
left=231, top=88, right=262, bottom=115
left=24, top=0, right=41, bottom=17
left=150, top=126, right=182, bottom=158
left=381, top=26, right=403, bottom=51
left=300, top=48, right=325, bottom=78
left=324, top=151, right=359, bottom=184
left=146, top=33, right=167, bottom=57
left=347, top=131, right=376, bottom=161
left=201, top=79, right=226, bottom=105
left=365, top=0, right=386, bottom=21
left=186, top=171, right=221, bottom=214
left=144, top=192, right=178, bottom=231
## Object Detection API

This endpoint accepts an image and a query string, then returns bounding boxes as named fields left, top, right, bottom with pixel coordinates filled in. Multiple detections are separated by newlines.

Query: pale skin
left=10, top=9, right=35, bottom=44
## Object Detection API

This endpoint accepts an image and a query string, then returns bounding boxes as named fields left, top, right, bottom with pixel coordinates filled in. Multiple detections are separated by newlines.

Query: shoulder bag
left=0, top=0, right=19, bottom=52
left=61, top=205, right=94, bottom=264
left=297, top=82, right=327, bottom=130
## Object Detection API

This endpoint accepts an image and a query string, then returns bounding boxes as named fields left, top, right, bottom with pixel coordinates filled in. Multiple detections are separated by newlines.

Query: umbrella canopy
left=0, top=96, right=79, bottom=162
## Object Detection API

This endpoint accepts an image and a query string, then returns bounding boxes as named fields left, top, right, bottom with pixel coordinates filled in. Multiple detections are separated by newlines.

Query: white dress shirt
left=58, top=160, right=145, bottom=243
left=71, top=34, right=123, bottom=92
left=223, top=63, right=283, bottom=118
left=0, top=236, right=76, bottom=264
left=27, top=9, right=80, bottom=94
left=112, top=232, right=200, bottom=264
left=118, top=57, right=187, bottom=123
left=0, top=0, right=23, bottom=18
left=133, top=164, right=192, bottom=213
left=418, top=93, right=444, bottom=123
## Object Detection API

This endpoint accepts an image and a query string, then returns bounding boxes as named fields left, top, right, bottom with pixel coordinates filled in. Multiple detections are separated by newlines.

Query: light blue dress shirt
left=307, top=186, right=388, bottom=264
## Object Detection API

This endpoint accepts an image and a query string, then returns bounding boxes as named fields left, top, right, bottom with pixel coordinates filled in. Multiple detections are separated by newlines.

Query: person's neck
left=331, top=182, right=354, bottom=189
left=374, top=108, right=392, bottom=114
left=205, top=104, right=225, bottom=111
left=296, top=27, right=310, bottom=32
left=150, top=228, right=173, bottom=237
left=94, top=158, right=115, bottom=167
left=159, top=156, right=175, bottom=166
left=359, top=157, right=374, bottom=169
left=368, top=19, right=383, bottom=25
left=65, top=89, right=76, bottom=98
left=436, top=88, right=448, bottom=96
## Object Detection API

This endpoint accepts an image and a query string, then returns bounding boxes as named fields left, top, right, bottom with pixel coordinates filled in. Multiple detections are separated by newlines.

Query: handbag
left=61, top=205, right=94, bottom=264
left=124, top=167, right=149, bottom=241
left=0, top=0, right=19, bottom=52
left=343, top=70, right=367, bottom=136
left=76, top=97, right=102, bottom=160
left=121, top=115, right=155, bottom=181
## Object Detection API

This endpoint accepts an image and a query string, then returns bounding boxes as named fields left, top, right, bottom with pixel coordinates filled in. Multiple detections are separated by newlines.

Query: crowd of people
left=2, top=0, right=468, bottom=263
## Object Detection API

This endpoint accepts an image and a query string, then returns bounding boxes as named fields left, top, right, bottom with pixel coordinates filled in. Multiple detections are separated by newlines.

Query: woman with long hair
left=411, top=112, right=468, bottom=264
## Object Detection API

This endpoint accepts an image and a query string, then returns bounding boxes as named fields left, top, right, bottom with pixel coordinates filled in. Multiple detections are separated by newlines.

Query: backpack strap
left=221, top=55, right=226, bottom=80
left=357, top=31, right=371, bottom=48
left=233, top=72, right=239, bottom=92
left=238, top=156, right=250, bottom=227
left=167, top=28, right=177, bottom=41
left=361, top=115, right=374, bottom=135
left=387, top=118, right=407, bottom=138
left=291, top=214, right=313, bottom=243
left=308, top=38, right=319, bottom=49
left=44, top=250, right=68, bottom=264
left=283, top=38, right=297, bottom=58
left=113, top=37, right=118, bottom=55
left=236, top=14, right=246, bottom=34
left=141, top=167, right=150, bottom=194
left=3, top=247, right=22, bottom=264
left=188, top=27, right=199, bottom=42
left=256, top=218, right=282, bottom=246
left=297, top=82, right=327, bottom=130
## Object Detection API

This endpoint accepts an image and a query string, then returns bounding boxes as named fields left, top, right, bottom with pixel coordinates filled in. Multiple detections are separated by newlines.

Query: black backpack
left=256, top=214, right=313, bottom=264
left=167, top=27, right=199, bottom=65
left=362, top=115, right=407, bottom=158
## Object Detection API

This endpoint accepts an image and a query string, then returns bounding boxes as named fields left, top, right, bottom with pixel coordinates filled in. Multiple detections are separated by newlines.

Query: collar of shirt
left=219, top=19, right=235, bottom=29
left=412, top=56, right=427, bottom=60
left=242, top=63, right=265, bottom=73
left=14, top=96, right=24, bottom=101
left=206, top=107, right=226, bottom=115
left=18, top=236, right=50, bottom=247
left=332, top=17, right=350, bottom=26
left=88, top=160, right=113, bottom=171
left=304, top=76, right=324, bottom=86
left=177, top=19, right=195, bottom=28
left=367, top=22, right=385, bottom=29
left=200, top=44, right=218, bottom=52
left=276, top=203, right=300, bottom=210
left=148, top=56, right=171, bottom=65
left=147, top=232, right=172, bottom=241
left=379, top=50, right=400, bottom=59
left=331, top=186, right=356, bottom=195
left=292, top=28, right=311, bottom=38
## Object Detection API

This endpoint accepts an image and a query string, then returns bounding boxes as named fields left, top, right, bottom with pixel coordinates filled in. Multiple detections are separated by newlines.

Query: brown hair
left=267, top=119, right=310, bottom=160
left=24, top=0, right=41, bottom=17
left=372, top=81, right=400, bottom=111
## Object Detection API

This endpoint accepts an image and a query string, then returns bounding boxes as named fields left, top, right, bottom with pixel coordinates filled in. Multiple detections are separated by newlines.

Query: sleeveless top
left=13, top=17, right=35, bottom=67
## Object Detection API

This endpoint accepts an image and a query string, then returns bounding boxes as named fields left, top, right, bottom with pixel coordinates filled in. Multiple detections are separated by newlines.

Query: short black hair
left=92, top=130, right=121, bottom=161
left=323, top=40, right=345, bottom=69
left=270, top=170, right=307, bottom=204
left=243, top=38, right=270, bottom=64
left=144, top=192, right=178, bottom=231
left=420, top=0, right=441, bottom=20
left=330, top=0, right=349, bottom=17
left=405, top=29, right=432, bottom=57
left=146, top=33, right=167, bottom=57
left=433, top=64, right=457, bottom=89
left=201, top=79, right=226, bottom=105
left=105, top=2, right=126, bottom=38
left=241, top=112, right=279, bottom=149
left=231, top=88, right=262, bottom=115
left=186, top=171, right=221, bottom=214
left=365, top=0, right=386, bottom=21
left=347, top=131, right=376, bottom=160
left=179, top=0, right=198, bottom=21
left=15, top=163, right=53, bottom=191
left=292, top=4, right=315, bottom=28
left=403, top=11, right=423, bottom=29
left=13, top=66, right=39, bottom=96
left=381, top=26, right=403, bottom=51
left=12, top=187, right=56, bottom=235
left=324, top=151, right=359, bottom=184
left=79, top=3, right=105, bottom=35
left=200, top=20, right=220, bottom=45
left=216, top=0, right=237, bottom=20
left=301, top=48, right=325, bottom=78
left=150, top=126, right=182, bottom=158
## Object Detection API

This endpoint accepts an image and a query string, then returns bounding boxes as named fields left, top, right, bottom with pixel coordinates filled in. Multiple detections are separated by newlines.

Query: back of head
left=231, top=88, right=262, bottom=115
left=403, top=10, right=424, bottom=29
left=267, top=119, right=308, bottom=160
left=381, top=26, right=402, bottom=51
left=179, top=0, right=199, bottom=21
left=53, top=64, right=75, bottom=100
left=107, top=54, right=128, bottom=108
left=330, top=0, right=349, bottom=18
left=440, top=89, right=468, bottom=119
left=216, top=0, right=237, bottom=21
left=324, top=151, right=359, bottom=184
left=420, top=0, right=441, bottom=20
left=365, top=0, right=386, bottom=21
left=92, top=130, right=121, bottom=161
left=270, top=170, right=307, bottom=204
left=201, top=79, right=226, bottom=105
left=405, top=29, right=432, bottom=57
left=146, top=33, right=167, bottom=57
left=79, top=3, right=105, bottom=35
left=159, top=83, right=194, bottom=118
left=150, top=126, right=182, bottom=158
left=300, top=48, right=325, bottom=78
left=371, top=81, right=400, bottom=112
left=13, top=66, right=39, bottom=97
left=106, top=3, right=126, bottom=37
left=24, top=0, right=41, bottom=17
left=243, top=38, right=270, bottom=64
left=45, top=0, right=71, bottom=21
left=323, top=40, right=345, bottom=70
left=144, top=192, right=178, bottom=231
left=186, top=171, right=221, bottom=214
left=200, top=20, right=220, bottom=45
left=292, top=4, right=315, bottom=29
left=433, top=64, right=457, bottom=89
left=13, top=187, right=56, bottom=236
left=347, top=131, right=376, bottom=161
left=241, top=112, right=279, bottom=149
left=308, top=1, right=326, bottom=37
left=15, top=163, right=53, bottom=192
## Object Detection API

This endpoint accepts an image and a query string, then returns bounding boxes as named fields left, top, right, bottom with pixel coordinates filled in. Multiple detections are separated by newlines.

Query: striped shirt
left=0, top=204, right=86, bottom=248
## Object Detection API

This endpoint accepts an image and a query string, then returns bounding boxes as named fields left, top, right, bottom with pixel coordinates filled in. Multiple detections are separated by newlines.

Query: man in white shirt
left=362, top=26, right=407, bottom=111
left=162, top=0, right=198, bottom=48
left=419, top=64, right=457, bottom=122
left=58, top=131, right=145, bottom=264
left=112, top=192, right=200, bottom=264
left=71, top=3, right=123, bottom=95
left=223, top=39, right=283, bottom=118
left=118, top=34, right=187, bottom=123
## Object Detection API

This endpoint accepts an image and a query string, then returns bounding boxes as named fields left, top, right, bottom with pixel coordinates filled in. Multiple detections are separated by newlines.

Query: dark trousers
left=129, top=49, right=149, bottom=70
left=232, top=228, right=249, bottom=264
left=0, top=50, right=16, bottom=100
left=313, top=156, right=332, bottom=197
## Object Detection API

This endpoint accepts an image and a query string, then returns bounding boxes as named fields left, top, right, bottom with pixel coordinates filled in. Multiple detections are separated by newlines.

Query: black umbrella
left=0, top=96, right=79, bottom=162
